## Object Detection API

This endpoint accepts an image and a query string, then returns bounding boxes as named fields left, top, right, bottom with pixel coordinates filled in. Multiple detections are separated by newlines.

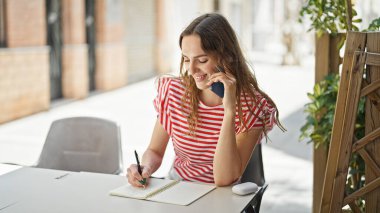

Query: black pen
left=134, top=150, right=146, bottom=188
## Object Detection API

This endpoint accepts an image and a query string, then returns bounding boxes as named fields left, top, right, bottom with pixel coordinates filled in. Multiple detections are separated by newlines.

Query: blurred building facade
left=0, top=0, right=128, bottom=124
left=8, top=0, right=379, bottom=124
left=0, top=0, right=260, bottom=124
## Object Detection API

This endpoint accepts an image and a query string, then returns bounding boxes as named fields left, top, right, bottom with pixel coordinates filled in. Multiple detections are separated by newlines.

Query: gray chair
left=35, top=117, right=123, bottom=174
left=241, top=143, right=268, bottom=213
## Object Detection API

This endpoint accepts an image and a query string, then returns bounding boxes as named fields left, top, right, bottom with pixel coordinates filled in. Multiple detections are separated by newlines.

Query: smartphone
left=210, top=66, right=225, bottom=98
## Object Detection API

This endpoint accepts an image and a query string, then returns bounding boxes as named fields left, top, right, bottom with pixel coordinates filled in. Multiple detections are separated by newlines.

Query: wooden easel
left=320, top=31, right=380, bottom=213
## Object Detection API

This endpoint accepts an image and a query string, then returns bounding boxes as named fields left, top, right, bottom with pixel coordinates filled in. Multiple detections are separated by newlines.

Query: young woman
left=127, top=13, right=284, bottom=187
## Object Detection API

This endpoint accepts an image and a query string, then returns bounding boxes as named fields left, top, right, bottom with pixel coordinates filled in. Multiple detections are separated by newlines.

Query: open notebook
left=109, top=178, right=216, bottom=206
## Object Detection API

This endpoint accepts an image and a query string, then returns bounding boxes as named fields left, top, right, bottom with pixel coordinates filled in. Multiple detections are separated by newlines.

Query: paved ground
left=0, top=53, right=314, bottom=213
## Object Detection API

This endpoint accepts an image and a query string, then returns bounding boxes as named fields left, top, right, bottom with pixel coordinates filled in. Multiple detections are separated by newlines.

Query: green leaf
left=365, top=17, right=380, bottom=31
left=307, top=92, right=316, bottom=100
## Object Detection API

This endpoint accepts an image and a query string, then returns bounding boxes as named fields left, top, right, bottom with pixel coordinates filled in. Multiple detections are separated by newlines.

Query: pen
left=134, top=150, right=147, bottom=188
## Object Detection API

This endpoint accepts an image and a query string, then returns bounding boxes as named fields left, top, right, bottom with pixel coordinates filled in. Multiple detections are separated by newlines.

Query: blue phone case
left=211, top=82, right=224, bottom=98
left=210, top=65, right=225, bottom=98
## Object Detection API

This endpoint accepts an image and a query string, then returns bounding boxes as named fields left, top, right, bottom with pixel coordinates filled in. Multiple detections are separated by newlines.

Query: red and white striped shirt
left=154, top=77, right=276, bottom=183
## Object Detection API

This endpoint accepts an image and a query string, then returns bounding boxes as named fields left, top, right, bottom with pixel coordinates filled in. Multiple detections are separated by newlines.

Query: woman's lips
left=193, top=74, right=207, bottom=82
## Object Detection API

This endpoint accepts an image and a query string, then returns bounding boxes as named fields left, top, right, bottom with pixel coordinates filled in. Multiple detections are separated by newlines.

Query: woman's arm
left=213, top=112, right=262, bottom=186
left=209, top=71, right=263, bottom=186
left=142, top=119, right=170, bottom=175
left=127, top=119, right=170, bottom=187
left=206, top=69, right=265, bottom=186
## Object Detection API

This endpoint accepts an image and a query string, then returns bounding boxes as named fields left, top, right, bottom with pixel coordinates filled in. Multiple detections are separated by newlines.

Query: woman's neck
left=199, top=89, right=223, bottom=107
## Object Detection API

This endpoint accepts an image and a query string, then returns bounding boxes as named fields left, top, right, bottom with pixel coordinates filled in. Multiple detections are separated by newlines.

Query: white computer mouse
left=232, top=182, right=259, bottom=196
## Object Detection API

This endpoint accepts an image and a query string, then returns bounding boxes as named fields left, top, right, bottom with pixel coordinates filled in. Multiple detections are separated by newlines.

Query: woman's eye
left=199, top=59, right=208, bottom=63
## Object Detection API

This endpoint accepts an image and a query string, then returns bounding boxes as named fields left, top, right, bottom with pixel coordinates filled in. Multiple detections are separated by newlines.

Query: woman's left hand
left=207, top=70, right=237, bottom=113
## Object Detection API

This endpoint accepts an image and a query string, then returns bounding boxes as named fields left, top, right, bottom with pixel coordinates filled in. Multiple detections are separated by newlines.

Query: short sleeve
left=153, top=77, right=172, bottom=135
left=236, top=96, right=277, bottom=135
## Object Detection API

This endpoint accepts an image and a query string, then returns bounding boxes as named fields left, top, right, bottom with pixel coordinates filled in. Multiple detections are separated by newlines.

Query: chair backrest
left=240, top=143, right=267, bottom=213
left=240, top=143, right=265, bottom=186
left=36, top=117, right=123, bottom=174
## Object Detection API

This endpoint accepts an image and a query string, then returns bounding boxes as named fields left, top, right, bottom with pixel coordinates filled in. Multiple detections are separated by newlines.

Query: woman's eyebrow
left=182, top=54, right=208, bottom=59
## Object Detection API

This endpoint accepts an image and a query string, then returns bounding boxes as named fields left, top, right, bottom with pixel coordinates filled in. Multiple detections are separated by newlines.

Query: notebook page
left=109, top=178, right=176, bottom=199
left=148, top=181, right=216, bottom=206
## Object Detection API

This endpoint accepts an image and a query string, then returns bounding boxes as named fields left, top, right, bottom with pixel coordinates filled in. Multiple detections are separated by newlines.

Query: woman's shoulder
left=237, top=90, right=277, bottom=133
left=156, top=75, right=185, bottom=94
left=157, top=76, right=181, bottom=85
left=240, top=91, right=274, bottom=112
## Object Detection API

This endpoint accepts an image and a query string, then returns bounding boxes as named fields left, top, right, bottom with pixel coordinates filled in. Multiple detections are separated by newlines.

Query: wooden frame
left=320, top=31, right=380, bottom=213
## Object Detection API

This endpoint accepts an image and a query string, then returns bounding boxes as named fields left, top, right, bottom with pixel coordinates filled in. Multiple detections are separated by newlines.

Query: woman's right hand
left=126, top=164, right=152, bottom=187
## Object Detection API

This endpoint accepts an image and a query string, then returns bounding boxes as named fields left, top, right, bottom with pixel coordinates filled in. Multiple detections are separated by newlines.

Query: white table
left=0, top=167, right=257, bottom=212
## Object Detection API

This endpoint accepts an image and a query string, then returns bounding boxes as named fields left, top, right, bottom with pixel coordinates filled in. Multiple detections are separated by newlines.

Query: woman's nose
left=187, top=61, right=197, bottom=74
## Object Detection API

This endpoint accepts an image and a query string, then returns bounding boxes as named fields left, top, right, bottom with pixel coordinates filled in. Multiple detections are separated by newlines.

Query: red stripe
left=191, top=164, right=211, bottom=174
left=172, top=125, right=219, bottom=140
left=197, top=118, right=223, bottom=126
left=170, top=109, right=190, bottom=120
left=174, top=167, right=188, bottom=180
left=198, top=115, right=223, bottom=122
left=170, top=82, right=185, bottom=92
left=174, top=142, right=215, bottom=159
left=177, top=166, right=193, bottom=179
left=197, top=110, right=224, bottom=117
left=171, top=119, right=221, bottom=134
left=190, top=176, right=214, bottom=183
left=173, top=135, right=217, bottom=149
left=173, top=132, right=217, bottom=145
left=184, top=165, right=204, bottom=177
left=176, top=143, right=215, bottom=157
left=173, top=146, right=214, bottom=163
left=174, top=150, right=190, bottom=162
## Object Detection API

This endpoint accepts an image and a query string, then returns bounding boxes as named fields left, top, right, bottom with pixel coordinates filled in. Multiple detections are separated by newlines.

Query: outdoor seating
left=35, top=117, right=123, bottom=174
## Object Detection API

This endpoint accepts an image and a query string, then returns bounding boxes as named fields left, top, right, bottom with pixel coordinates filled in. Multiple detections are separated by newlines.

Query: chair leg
left=243, top=184, right=268, bottom=213
left=255, top=184, right=268, bottom=212
left=243, top=205, right=256, bottom=213
left=244, top=205, right=256, bottom=213
left=255, top=195, right=263, bottom=212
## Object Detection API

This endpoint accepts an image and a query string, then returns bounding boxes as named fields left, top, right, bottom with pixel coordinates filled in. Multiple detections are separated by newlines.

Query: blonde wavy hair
left=179, top=13, right=285, bottom=137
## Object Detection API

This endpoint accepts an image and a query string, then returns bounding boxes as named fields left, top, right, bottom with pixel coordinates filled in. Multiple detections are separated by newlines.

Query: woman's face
left=181, top=34, right=218, bottom=90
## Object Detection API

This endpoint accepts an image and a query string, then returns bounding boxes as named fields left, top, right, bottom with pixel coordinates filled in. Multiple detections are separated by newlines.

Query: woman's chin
left=195, top=83, right=209, bottom=90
